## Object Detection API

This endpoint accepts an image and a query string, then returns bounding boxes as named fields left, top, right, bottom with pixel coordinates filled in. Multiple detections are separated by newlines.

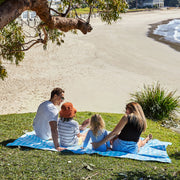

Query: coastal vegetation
left=131, top=82, right=180, bottom=121
left=0, top=112, right=180, bottom=179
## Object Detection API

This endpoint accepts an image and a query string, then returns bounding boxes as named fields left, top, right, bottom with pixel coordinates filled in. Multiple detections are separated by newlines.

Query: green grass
left=72, top=7, right=97, bottom=16
left=127, top=8, right=148, bottom=12
left=75, top=8, right=153, bottom=15
left=0, top=112, right=180, bottom=179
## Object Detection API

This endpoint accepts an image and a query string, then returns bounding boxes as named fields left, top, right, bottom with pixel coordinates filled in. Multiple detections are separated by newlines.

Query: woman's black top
left=118, top=116, right=142, bottom=142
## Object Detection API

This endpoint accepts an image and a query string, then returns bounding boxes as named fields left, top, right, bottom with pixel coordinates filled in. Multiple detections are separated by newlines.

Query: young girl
left=92, top=102, right=152, bottom=153
left=57, top=102, right=89, bottom=147
left=82, top=114, right=111, bottom=152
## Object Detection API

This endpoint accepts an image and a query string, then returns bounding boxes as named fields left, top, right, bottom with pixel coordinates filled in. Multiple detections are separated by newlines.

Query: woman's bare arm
left=92, top=115, right=128, bottom=149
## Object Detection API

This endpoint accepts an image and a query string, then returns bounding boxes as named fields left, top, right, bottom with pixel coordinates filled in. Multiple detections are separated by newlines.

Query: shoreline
left=147, top=18, right=180, bottom=52
left=0, top=9, right=180, bottom=116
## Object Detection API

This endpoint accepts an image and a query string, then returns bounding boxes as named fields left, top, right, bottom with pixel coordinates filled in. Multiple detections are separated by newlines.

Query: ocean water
left=153, top=19, right=180, bottom=44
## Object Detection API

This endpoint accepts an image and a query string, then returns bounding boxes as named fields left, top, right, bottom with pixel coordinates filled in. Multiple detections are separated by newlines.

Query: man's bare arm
left=49, top=121, right=65, bottom=151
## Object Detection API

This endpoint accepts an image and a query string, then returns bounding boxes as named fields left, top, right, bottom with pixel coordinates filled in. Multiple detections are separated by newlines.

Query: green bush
left=131, top=82, right=180, bottom=120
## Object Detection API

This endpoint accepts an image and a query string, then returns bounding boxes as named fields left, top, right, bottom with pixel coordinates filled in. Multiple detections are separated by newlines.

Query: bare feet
left=56, top=147, right=66, bottom=151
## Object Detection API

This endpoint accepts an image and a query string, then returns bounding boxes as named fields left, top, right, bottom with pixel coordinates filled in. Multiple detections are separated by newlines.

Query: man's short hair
left=50, top=88, right=64, bottom=99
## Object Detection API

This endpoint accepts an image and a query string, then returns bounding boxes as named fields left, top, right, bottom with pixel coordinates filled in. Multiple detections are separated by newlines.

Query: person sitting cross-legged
left=33, top=87, right=65, bottom=151
left=92, top=102, right=152, bottom=154
left=81, top=114, right=111, bottom=152
left=58, top=102, right=90, bottom=147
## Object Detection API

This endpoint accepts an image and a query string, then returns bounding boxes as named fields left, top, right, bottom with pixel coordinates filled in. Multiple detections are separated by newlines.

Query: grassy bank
left=75, top=7, right=97, bottom=15
left=0, top=112, right=180, bottom=179
left=74, top=7, right=158, bottom=15
left=74, top=7, right=147, bottom=16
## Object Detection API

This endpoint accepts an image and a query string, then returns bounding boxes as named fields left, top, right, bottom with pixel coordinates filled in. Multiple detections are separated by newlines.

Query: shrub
left=130, top=82, right=180, bottom=120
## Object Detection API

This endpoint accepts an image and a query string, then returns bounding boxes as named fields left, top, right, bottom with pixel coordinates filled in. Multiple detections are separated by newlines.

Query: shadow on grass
left=59, top=150, right=90, bottom=157
left=0, top=139, right=35, bottom=151
left=170, top=152, right=180, bottom=160
left=59, top=150, right=101, bottom=158
left=112, top=170, right=178, bottom=180
left=60, top=150, right=75, bottom=156
left=0, top=139, right=16, bottom=146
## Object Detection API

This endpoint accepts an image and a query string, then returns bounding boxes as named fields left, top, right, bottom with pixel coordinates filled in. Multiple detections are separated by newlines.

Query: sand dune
left=0, top=9, right=180, bottom=115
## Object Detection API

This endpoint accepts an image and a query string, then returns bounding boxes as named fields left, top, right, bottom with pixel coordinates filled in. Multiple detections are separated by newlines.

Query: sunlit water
left=153, top=19, right=180, bottom=44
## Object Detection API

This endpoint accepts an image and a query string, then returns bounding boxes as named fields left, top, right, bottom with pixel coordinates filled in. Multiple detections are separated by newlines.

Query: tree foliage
left=0, top=0, right=128, bottom=80
left=0, top=21, right=25, bottom=79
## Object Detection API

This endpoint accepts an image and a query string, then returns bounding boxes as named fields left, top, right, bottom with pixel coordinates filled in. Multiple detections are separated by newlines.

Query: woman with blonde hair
left=92, top=102, right=152, bottom=153
left=82, top=114, right=111, bottom=152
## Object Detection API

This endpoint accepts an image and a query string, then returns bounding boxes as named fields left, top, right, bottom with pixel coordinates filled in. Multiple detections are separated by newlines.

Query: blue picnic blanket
left=6, top=131, right=172, bottom=163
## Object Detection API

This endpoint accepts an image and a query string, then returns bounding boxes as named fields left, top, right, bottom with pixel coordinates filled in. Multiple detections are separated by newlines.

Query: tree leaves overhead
left=97, top=0, right=128, bottom=23
left=0, top=21, right=25, bottom=80
left=0, top=0, right=128, bottom=80
left=59, top=0, right=128, bottom=23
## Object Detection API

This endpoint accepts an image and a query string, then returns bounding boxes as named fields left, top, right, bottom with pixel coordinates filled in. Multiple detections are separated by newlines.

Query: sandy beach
left=0, top=9, right=180, bottom=116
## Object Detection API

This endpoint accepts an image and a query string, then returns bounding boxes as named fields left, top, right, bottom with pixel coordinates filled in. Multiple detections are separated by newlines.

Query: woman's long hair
left=126, top=102, right=147, bottom=132
left=90, top=114, right=105, bottom=137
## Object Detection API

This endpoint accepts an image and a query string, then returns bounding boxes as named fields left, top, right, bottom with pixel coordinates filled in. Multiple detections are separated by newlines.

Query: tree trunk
left=0, top=0, right=92, bottom=34
left=0, top=0, right=29, bottom=29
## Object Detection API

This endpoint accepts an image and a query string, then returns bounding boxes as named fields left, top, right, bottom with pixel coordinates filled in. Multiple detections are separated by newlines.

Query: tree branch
left=0, top=0, right=93, bottom=34
left=0, top=0, right=30, bottom=29
left=6, top=23, right=48, bottom=53
left=50, top=8, right=63, bottom=16
left=9, top=39, right=44, bottom=52
left=87, top=6, right=93, bottom=24
left=22, top=39, right=44, bottom=51
left=40, top=24, right=48, bottom=44
left=52, top=16, right=92, bottom=34
left=63, top=2, right=71, bottom=17
left=49, top=7, right=71, bottom=18
left=73, top=5, right=79, bottom=18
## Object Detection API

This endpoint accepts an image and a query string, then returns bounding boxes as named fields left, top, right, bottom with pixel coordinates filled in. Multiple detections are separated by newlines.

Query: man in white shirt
left=33, top=87, right=65, bottom=151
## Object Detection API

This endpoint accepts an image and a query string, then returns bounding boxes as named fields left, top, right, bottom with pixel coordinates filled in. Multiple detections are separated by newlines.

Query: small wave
left=153, top=19, right=180, bottom=44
